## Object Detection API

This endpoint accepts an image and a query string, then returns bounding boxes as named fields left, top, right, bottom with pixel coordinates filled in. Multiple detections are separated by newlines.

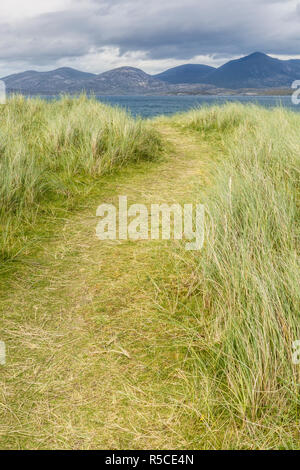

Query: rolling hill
left=3, top=67, right=96, bottom=93
left=83, top=67, right=169, bottom=94
left=153, top=64, right=215, bottom=84
left=204, top=52, right=300, bottom=88
left=2, top=52, right=300, bottom=94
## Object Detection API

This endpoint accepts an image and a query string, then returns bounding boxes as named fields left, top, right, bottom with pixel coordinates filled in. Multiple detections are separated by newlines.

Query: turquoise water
left=92, top=95, right=299, bottom=118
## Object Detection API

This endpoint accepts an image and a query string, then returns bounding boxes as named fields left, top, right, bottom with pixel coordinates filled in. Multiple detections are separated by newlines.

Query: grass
left=0, top=118, right=208, bottom=449
left=0, top=94, right=161, bottom=263
left=0, top=98, right=299, bottom=449
left=163, top=103, right=300, bottom=447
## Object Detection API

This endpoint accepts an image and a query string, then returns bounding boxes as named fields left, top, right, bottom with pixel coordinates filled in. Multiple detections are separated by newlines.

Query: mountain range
left=153, top=64, right=215, bottom=84
left=2, top=52, right=300, bottom=95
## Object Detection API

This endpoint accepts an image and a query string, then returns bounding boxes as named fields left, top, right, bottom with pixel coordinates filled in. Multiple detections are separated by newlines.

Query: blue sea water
left=91, top=95, right=299, bottom=118
left=39, top=94, right=300, bottom=118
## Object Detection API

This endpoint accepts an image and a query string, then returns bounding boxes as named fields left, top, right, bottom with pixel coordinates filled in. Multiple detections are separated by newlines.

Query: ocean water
left=92, top=95, right=299, bottom=118
left=39, top=94, right=300, bottom=118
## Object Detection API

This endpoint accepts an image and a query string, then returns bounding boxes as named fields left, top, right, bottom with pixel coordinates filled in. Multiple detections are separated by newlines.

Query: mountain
left=83, top=67, right=169, bottom=94
left=3, top=67, right=96, bottom=93
left=204, top=52, right=300, bottom=89
left=2, top=66, right=169, bottom=95
left=153, top=64, right=215, bottom=84
left=2, top=53, right=300, bottom=94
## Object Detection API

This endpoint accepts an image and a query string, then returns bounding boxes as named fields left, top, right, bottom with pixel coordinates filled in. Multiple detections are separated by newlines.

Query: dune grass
left=0, top=118, right=209, bottom=450
left=164, top=103, right=300, bottom=447
left=0, top=98, right=299, bottom=449
left=0, top=95, right=161, bottom=263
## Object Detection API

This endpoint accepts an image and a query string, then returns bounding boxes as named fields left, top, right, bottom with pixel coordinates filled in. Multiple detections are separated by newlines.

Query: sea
left=39, top=94, right=300, bottom=119
left=92, top=95, right=299, bottom=118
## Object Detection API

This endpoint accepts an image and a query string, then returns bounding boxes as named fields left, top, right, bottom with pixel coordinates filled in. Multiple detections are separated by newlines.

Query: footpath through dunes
left=0, top=123, right=211, bottom=449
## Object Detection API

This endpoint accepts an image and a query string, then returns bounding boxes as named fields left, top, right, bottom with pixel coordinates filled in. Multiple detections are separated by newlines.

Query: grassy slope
left=0, top=100, right=299, bottom=449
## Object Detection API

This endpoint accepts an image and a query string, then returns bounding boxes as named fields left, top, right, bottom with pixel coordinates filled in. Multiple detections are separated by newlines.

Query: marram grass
left=168, top=103, right=300, bottom=448
left=0, top=95, right=161, bottom=262
left=0, top=99, right=299, bottom=449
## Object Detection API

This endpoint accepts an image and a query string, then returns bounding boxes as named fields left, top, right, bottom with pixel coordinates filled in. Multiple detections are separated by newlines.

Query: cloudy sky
left=1, top=0, right=300, bottom=77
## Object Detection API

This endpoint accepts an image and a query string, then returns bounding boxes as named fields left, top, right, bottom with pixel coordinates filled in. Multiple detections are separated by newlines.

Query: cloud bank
left=1, top=0, right=300, bottom=76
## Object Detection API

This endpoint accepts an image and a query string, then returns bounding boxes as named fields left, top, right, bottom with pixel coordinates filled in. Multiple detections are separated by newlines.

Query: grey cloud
left=0, top=0, right=300, bottom=70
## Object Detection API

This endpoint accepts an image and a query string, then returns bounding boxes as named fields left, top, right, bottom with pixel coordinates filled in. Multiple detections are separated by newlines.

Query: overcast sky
left=1, top=0, right=300, bottom=77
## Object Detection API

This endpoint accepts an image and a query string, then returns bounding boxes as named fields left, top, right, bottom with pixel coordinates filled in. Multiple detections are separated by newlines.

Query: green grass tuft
left=169, top=103, right=300, bottom=447
left=0, top=95, right=161, bottom=262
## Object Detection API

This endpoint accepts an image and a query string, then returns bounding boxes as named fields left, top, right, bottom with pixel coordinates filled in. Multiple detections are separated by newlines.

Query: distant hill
left=83, top=67, right=169, bottom=94
left=2, top=66, right=169, bottom=95
left=153, top=64, right=215, bottom=84
left=2, top=53, right=300, bottom=94
left=3, top=67, right=96, bottom=93
left=204, top=52, right=300, bottom=89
